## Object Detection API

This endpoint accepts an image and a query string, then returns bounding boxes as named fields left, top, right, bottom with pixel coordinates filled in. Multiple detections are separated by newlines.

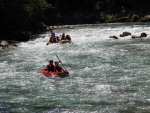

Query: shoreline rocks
left=140, top=15, right=150, bottom=22
left=0, top=40, right=20, bottom=49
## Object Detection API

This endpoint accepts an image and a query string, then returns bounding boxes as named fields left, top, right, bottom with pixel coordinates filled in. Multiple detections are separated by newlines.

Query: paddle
left=55, top=53, right=68, bottom=73
left=55, top=53, right=63, bottom=66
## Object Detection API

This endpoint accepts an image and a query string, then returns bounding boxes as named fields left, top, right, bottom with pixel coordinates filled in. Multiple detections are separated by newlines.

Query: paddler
left=60, top=33, right=66, bottom=40
left=65, top=35, right=72, bottom=41
left=46, top=32, right=57, bottom=45
left=46, top=60, right=54, bottom=72
left=54, top=61, right=68, bottom=73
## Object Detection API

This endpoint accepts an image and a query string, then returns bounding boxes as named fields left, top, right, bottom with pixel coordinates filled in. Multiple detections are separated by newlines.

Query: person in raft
left=46, top=60, right=54, bottom=72
left=65, top=35, right=72, bottom=41
left=54, top=61, right=68, bottom=73
left=49, top=32, right=56, bottom=42
left=46, top=32, right=57, bottom=45
left=60, top=33, right=66, bottom=40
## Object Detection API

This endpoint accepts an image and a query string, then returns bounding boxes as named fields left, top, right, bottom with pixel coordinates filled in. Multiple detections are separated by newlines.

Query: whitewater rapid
left=0, top=23, right=150, bottom=113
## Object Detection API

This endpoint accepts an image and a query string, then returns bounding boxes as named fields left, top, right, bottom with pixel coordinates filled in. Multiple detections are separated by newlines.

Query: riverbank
left=1, top=0, right=150, bottom=42
left=0, top=40, right=20, bottom=49
left=109, top=15, right=150, bottom=23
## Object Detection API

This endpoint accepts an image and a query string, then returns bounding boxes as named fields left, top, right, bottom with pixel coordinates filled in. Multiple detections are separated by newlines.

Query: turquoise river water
left=0, top=23, right=150, bottom=113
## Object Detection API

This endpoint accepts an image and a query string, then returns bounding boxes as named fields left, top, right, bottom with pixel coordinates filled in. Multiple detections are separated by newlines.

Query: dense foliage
left=0, top=0, right=51, bottom=41
left=0, top=0, right=149, bottom=41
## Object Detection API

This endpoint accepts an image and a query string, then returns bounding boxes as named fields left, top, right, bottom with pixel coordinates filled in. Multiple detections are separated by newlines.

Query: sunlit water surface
left=0, top=23, right=150, bottom=113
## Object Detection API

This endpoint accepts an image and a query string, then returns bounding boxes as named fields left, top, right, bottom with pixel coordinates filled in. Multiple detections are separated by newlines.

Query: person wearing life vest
left=46, top=32, right=58, bottom=45
left=54, top=61, right=67, bottom=72
left=49, top=32, right=55, bottom=42
left=65, top=35, right=72, bottom=42
left=60, top=33, right=66, bottom=40
left=46, top=60, right=54, bottom=72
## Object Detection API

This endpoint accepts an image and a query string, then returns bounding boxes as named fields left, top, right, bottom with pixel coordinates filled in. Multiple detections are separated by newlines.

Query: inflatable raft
left=59, top=40, right=71, bottom=44
left=46, top=40, right=71, bottom=45
left=42, top=69, right=69, bottom=77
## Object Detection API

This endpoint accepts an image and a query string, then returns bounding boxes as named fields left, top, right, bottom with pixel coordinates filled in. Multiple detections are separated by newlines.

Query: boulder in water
left=120, top=32, right=131, bottom=37
left=131, top=32, right=148, bottom=38
left=109, top=36, right=118, bottom=39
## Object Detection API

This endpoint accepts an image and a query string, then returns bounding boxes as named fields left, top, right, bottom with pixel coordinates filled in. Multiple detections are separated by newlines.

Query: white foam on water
left=95, top=84, right=112, bottom=95
left=1, top=23, right=150, bottom=113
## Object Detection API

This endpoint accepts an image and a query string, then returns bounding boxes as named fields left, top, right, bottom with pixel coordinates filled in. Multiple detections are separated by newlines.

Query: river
left=0, top=23, right=150, bottom=113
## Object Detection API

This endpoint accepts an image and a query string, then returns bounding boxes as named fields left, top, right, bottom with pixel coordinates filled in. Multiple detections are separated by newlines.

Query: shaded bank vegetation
left=0, top=0, right=150, bottom=41
left=0, top=0, right=50, bottom=41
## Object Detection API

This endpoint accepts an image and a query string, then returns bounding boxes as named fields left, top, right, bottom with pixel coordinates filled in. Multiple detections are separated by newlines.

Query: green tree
left=0, top=0, right=51, bottom=41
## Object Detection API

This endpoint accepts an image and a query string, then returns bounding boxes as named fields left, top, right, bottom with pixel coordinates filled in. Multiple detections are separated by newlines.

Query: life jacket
left=47, top=64, right=54, bottom=72
left=55, top=65, right=62, bottom=72
left=66, top=35, right=71, bottom=41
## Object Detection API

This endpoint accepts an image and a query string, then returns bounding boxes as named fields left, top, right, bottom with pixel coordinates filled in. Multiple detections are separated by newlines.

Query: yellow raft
left=46, top=40, right=71, bottom=45
left=59, top=40, right=71, bottom=44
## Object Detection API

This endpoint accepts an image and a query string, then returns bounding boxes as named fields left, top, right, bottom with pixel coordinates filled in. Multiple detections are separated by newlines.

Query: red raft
left=42, top=69, right=69, bottom=77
